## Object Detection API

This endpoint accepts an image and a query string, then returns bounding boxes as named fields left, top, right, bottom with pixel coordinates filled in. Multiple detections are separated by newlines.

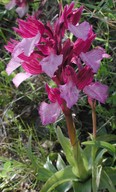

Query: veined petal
left=22, top=59, right=42, bottom=75
left=80, top=47, right=110, bottom=73
left=68, top=21, right=90, bottom=41
left=12, top=32, right=41, bottom=57
left=83, top=82, right=109, bottom=103
left=39, top=102, right=61, bottom=125
left=76, top=66, right=94, bottom=90
left=6, top=57, right=22, bottom=75
left=59, top=81, right=80, bottom=108
left=5, top=39, right=19, bottom=53
left=12, top=72, right=31, bottom=87
left=40, top=53, right=63, bottom=77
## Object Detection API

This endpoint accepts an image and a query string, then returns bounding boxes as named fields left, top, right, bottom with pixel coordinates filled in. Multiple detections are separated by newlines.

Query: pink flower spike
left=83, top=82, right=109, bottom=103
left=80, top=47, right=110, bottom=73
left=12, top=72, right=31, bottom=87
left=59, top=81, right=80, bottom=108
left=5, top=0, right=16, bottom=10
left=39, top=102, right=61, bottom=125
left=68, top=21, right=90, bottom=41
left=13, top=33, right=41, bottom=57
left=16, top=4, right=28, bottom=18
left=40, top=53, right=63, bottom=77
left=6, top=57, right=22, bottom=75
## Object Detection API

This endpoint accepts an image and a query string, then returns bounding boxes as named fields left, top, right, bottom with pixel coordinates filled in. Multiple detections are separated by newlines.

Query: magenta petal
left=83, top=82, right=109, bottom=103
left=13, top=33, right=41, bottom=57
left=59, top=81, right=80, bottom=108
left=68, top=21, right=90, bottom=41
left=16, top=5, right=28, bottom=18
left=40, top=53, right=63, bottom=77
left=12, top=72, right=31, bottom=87
left=5, top=0, right=16, bottom=10
left=6, top=57, right=22, bottom=75
left=39, top=102, right=61, bottom=125
left=80, top=47, right=110, bottom=73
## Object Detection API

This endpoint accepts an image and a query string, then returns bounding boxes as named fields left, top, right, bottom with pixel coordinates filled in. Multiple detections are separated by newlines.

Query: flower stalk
left=64, top=112, right=77, bottom=146
left=88, top=98, right=97, bottom=138
left=92, top=103, right=97, bottom=138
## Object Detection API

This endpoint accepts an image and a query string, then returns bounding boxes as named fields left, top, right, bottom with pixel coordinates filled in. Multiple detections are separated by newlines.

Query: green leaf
left=37, top=167, right=53, bottom=182
left=83, top=146, right=92, bottom=170
left=99, top=170, right=116, bottom=192
left=56, top=127, right=75, bottom=166
left=97, top=134, right=116, bottom=142
left=40, top=166, right=78, bottom=192
left=96, top=165, right=102, bottom=190
left=95, top=149, right=107, bottom=165
left=72, top=142, right=89, bottom=179
left=73, top=178, right=92, bottom=192
left=44, top=156, right=57, bottom=173
left=56, top=127, right=88, bottom=179
left=104, top=167, right=116, bottom=186
left=56, top=154, right=66, bottom=171
left=56, top=181, right=72, bottom=192
left=82, top=141, right=115, bottom=156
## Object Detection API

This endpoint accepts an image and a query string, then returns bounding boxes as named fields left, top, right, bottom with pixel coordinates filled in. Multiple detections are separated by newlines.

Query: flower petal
left=59, top=81, right=80, bottom=108
left=40, top=53, right=63, bottom=77
left=68, top=21, right=90, bottom=41
left=80, top=47, right=110, bottom=73
left=83, top=82, right=109, bottom=103
left=39, top=102, right=61, bottom=125
left=6, top=57, right=22, bottom=75
left=12, top=72, right=31, bottom=87
left=16, top=5, right=28, bottom=18
left=12, top=32, right=41, bottom=57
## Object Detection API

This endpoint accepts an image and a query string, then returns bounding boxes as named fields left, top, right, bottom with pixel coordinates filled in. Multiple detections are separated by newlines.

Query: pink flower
left=40, top=53, right=63, bottom=78
left=76, top=66, right=94, bottom=90
left=14, top=16, right=44, bottom=38
left=12, top=32, right=41, bottom=57
left=76, top=66, right=109, bottom=103
left=39, top=102, right=61, bottom=125
left=80, top=47, right=110, bottom=73
left=68, top=21, right=91, bottom=41
left=5, top=2, right=110, bottom=125
left=5, top=0, right=33, bottom=17
left=73, top=26, right=96, bottom=56
left=59, top=66, right=80, bottom=108
left=83, top=82, right=109, bottom=104
left=39, top=85, right=64, bottom=125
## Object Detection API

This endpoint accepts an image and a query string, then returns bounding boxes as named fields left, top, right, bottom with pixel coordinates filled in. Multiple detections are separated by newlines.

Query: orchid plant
left=5, top=1, right=116, bottom=192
